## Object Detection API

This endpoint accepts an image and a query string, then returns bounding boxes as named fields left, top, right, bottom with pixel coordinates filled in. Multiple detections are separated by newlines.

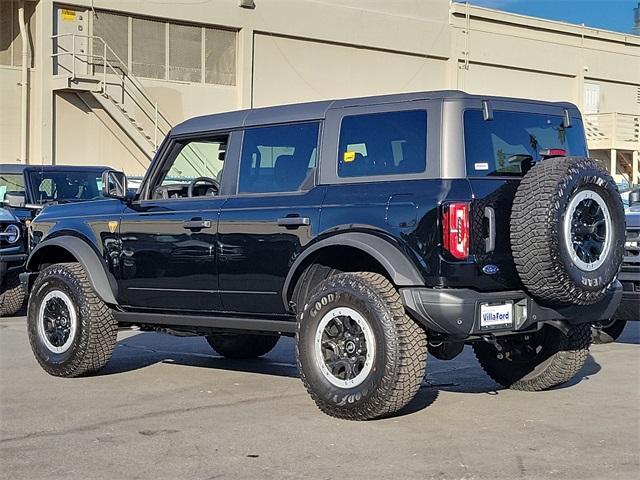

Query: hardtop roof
left=172, top=90, right=578, bottom=136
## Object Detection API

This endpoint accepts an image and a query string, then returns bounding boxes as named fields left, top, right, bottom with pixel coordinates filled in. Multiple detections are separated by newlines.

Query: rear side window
left=338, top=110, right=427, bottom=178
left=238, top=122, right=319, bottom=194
left=464, top=110, right=588, bottom=177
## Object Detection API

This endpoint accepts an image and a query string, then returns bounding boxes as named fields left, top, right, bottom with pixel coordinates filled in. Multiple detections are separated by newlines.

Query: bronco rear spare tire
left=511, top=157, right=624, bottom=306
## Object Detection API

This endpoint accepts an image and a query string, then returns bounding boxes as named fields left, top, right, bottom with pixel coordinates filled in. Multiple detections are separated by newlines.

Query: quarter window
left=338, top=110, right=427, bottom=178
left=238, top=123, right=320, bottom=194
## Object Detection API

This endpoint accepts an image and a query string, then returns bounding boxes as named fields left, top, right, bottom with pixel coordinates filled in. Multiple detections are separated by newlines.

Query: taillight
left=442, top=202, right=469, bottom=260
left=539, top=148, right=567, bottom=159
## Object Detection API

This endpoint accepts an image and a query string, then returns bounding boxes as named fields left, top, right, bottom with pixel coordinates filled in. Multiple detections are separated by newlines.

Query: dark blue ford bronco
left=21, top=91, right=625, bottom=420
left=0, top=164, right=109, bottom=316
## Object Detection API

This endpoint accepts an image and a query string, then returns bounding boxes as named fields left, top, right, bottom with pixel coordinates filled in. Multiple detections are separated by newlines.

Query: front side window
left=152, top=137, right=227, bottom=199
left=27, top=171, right=105, bottom=203
left=338, top=110, right=427, bottom=178
left=0, top=174, right=25, bottom=203
left=464, top=110, right=588, bottom=177
left=238, top=122, right=319, bottom=194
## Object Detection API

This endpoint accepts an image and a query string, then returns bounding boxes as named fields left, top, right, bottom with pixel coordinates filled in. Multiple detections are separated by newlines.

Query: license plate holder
left=479, top=302, right=514, bottom=331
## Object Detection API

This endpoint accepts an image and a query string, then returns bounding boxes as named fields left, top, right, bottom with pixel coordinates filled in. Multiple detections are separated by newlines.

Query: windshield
left=27, top=170, right=105, bottom=203
left=464, top=110, right=588, bottom=177
left=0, top=173, right=26, bottom=203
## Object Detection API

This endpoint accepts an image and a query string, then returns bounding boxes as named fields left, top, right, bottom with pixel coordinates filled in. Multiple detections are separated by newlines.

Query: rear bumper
left=616, top=264, right=639, bottom=321
left=401, top=281, right=622, bottom=340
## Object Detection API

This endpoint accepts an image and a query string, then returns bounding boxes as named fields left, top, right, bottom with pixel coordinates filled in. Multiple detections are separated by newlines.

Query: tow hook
left=482, top=335, right=510, bottom=360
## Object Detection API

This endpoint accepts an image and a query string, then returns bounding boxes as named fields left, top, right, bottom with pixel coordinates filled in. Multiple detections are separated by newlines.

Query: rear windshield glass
left=28, top=170, right=105, bottom=203
left=464, top=110, right=588, bottom=177
left=0, top=173, right=25, bottom=203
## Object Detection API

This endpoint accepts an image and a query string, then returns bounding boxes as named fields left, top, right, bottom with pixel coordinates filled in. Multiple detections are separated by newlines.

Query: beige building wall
left=0, top=0, right=638, bottom=181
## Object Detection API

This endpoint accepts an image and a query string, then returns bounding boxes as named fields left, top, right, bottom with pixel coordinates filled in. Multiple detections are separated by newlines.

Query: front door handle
left=183, top=219, right=211, bottom=230
left=277, top=216, right=310, bottom=227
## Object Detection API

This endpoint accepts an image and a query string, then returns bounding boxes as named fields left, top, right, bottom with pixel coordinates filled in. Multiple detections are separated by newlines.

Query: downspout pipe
left=18, top=1, right=29, bottom=164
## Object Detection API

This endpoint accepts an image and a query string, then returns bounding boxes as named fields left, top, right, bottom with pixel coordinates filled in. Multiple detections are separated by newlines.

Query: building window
left=205, top=27, right=236, bottom=86
left=0, top=1, right=36, bottom=67
left=169, top=23, right=202, bottom=82
left=92, top=9, right=236, bottom=86
left=92, top=10, right=128, bottom=74
left=132, top=17, right=166, bottom=80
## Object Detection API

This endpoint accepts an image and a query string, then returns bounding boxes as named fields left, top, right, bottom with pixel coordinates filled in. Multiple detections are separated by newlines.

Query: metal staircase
left=51, top=33, right=172, bottom=160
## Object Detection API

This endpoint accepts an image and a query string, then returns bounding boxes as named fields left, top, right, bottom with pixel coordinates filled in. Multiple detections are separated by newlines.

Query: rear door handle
left=484, top=206, right=496, bottom=253
left=183, top=219, right=211, bottom=230
left=277, top=216, right=310, bottom=227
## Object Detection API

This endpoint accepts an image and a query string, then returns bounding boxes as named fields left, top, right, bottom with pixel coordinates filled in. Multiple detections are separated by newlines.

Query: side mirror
left=5, top=192, right=26, bottom=208
left=630, top=188, right=640, bottom=208
left=102, top=170, right=128, bottom=200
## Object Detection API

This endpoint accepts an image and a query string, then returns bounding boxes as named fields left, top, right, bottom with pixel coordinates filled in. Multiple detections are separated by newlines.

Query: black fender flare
left=282, top=232, right=425, bottom=308
left=27, top=236, right=118, bottom=305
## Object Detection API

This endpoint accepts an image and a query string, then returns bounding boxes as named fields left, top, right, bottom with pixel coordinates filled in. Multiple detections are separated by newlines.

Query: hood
left=0, top=207, right=19, bottom=223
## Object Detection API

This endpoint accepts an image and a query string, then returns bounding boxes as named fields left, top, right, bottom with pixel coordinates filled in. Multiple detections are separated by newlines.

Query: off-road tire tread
left=0, top=274, right=26, bottom=316
left=511, top=157, right=622, bottom=306
left=28, top=262, right=118, bottom=377
left=473, top=324, right=591, bottom=391
left=297, top=272, right=427, bottom=420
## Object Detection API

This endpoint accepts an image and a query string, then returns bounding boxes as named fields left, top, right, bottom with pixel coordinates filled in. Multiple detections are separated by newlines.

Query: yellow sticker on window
left=61, top=9, right=77, bottom=21
left=343, top=151, right=356, bottom=163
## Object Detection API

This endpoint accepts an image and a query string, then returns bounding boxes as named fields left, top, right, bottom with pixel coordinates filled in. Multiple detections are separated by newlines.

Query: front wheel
left=27, top=263, right=118, bottom=377
left=297, top=272, right=427, bottom=420
left=473, top=323, right=590, bottom=391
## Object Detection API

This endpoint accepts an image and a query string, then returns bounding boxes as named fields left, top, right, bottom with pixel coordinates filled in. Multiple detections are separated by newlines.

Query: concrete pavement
left=1, top=316, right=639, bottom=480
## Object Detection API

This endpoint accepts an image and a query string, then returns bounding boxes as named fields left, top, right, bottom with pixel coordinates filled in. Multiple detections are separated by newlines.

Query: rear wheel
left=205, top=333, right=279, bottom=359
left=297, top=272, right=427, bottom=420
left=473, top=323, right=590, bottom=391
left=0, top=273, right=26, bottom=317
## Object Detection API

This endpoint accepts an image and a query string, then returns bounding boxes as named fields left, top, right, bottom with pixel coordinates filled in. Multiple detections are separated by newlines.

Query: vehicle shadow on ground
left=102, top=332, right=604, bottom=418
left=102, top=332, right=300, bottom=379
left=615, top=321, right=640, bottom=345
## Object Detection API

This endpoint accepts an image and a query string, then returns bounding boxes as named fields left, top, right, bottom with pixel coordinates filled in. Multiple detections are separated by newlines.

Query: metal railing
left=584, top=112, right=640, bottom=151
left=51, top=33, right=172, bottom=150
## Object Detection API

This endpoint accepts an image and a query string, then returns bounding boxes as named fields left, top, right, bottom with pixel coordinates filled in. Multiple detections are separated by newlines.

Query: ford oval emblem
left=482, top=264, right=500, bottom=275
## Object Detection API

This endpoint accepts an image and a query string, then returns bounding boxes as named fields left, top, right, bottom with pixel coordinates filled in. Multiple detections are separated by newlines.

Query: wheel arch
left=26, top=236, right=118, bottom=305
left=283, top=232, right=425, bottom=311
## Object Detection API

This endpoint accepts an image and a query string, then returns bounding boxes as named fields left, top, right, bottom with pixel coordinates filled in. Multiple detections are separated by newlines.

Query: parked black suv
left=0, top=164, right=110, bottom=316
left=592, top=188, right=640, bottom=343
left=21, top=91, right=624, bottom=420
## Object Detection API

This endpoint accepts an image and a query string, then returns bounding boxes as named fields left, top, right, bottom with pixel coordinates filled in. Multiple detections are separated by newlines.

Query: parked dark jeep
left=0, top=164, right=110, bottom=316
left=21, top=91, right=624, bottom=420
left=592, top=188, right=640, bottom=343
left=0, top=207, right=26, bottom=316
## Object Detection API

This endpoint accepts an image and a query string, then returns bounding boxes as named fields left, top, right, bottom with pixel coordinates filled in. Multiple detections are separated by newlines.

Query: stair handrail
left=51, top=33, right=172, bottom=147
